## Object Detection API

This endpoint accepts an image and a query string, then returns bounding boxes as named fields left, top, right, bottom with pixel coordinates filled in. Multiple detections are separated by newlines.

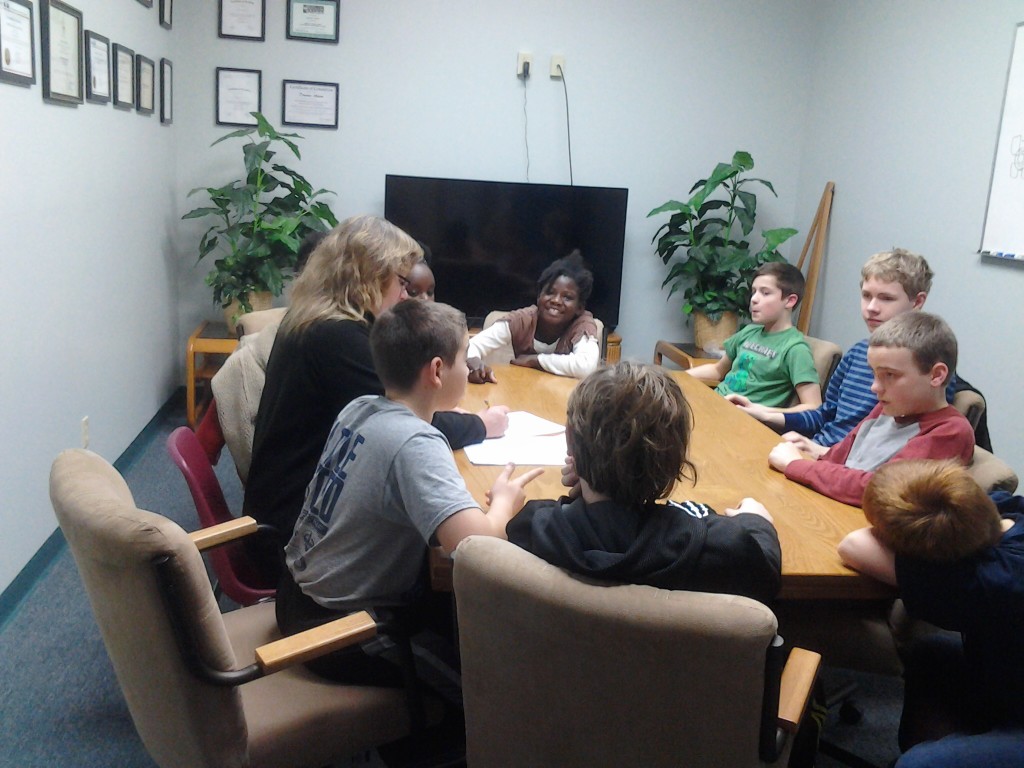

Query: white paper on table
left=463, top=411, right=567, bottom=466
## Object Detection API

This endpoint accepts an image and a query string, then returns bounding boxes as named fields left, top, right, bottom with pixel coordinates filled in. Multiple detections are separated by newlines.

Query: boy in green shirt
left=688, top=262, right=821, bottom=411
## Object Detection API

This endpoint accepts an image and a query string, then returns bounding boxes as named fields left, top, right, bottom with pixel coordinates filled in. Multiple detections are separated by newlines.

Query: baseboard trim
left=0, top=387, right=186, bottom=630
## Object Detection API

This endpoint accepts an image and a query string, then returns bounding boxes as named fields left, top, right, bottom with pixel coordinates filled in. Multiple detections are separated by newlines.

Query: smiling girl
left=467, top=250, right=601, bottom=379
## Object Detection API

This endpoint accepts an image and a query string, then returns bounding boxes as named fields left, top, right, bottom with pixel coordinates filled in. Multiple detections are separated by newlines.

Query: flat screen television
left=384, top=175, right=629, bottom=329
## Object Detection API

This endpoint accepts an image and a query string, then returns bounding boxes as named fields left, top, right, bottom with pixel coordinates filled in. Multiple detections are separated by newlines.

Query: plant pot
left=693, top=311, right=738, bottom=354
left=223, top=291, right=274, bottom=336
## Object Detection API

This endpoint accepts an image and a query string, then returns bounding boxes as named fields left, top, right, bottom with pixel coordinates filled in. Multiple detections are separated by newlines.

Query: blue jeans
left=896, top=730, right=1024, bottom=768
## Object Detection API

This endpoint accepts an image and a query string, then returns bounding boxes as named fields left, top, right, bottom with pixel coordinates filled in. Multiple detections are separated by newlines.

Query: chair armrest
left=255, top=611, right=378, bottom=674
left=777, top=647, right=822, bottom=733
left=188, top=516, right=259, bottom=551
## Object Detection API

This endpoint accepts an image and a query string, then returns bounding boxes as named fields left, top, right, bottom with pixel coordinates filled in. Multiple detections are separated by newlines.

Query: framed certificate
left=159, top=0, right=172, bottom=29
left=286, top=0, right=339, bottom=43
left=282, top=79, right=338, bottom=129
left=135, top=53, right=154, bottom=114
left=0, top=0, right=36, bottom=86
left=84, top=31, right=109, bottom=103
left=219, top=0, right=265, bottom=42
left=216, top=66, right=261, bottom=126
left=160, top=57, right=172, bottom=124
left=40, top=0, right=83, bottom=104
left=136, top=0, right=153, bottom=6
left=112, top=42, right=134, bottom=108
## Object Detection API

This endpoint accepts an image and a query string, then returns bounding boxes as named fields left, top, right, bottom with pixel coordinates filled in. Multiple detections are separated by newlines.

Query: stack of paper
left=463, top=411, right=567, bottom=466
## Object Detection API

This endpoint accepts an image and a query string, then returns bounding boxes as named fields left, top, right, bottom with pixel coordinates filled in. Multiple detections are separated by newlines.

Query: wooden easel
left=795, top=182, right=835, bottom=335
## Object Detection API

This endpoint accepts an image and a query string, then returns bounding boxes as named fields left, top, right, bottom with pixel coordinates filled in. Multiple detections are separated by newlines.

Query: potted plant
left=648, top=151, right=798, bottom=351
left=183, top=112, right=338, bottom=332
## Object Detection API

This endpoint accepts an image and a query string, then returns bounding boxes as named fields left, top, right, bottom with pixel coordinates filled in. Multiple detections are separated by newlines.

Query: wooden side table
left=186, top=321, right=238, bottom=427
left=605, top=332, right=622, bottom=363
left=653, top=341, right=721, bottom=369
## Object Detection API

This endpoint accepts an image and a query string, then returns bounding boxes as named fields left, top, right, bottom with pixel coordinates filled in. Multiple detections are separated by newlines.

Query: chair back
left=952, top=388, right=985, bottom=433
left=454, top=536, right=781, bottom=768
left=50, top=449, right=248, bottom=768
left=237, top=307, right=286, bottom=337
left=804, top=336, right=842, bottom=396
left=166, top=426, right=274, bottom=604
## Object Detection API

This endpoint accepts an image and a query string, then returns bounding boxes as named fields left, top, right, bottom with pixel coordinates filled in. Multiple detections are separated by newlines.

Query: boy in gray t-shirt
left=278, top=299, right=542, bottom=686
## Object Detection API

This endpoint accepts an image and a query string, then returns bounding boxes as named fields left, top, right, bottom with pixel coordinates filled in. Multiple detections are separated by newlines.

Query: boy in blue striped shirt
left=730, top=249, right=936, bottom=455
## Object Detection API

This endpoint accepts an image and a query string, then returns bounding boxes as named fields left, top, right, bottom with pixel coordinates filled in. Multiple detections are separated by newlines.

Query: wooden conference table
left=446, top=364, right=891, bottom=601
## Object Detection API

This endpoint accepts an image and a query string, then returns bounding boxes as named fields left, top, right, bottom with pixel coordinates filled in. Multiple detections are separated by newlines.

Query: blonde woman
left=243, top=215, right=506, bottom=578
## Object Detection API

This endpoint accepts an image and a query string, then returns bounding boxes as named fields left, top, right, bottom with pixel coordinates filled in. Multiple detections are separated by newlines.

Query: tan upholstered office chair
left=454, top=536, right=820, bottom=768
left=804, top=336, right=842, bottom=397
left=236, top=307, right=286, bottom=337
left=50, top=449, right=435, bottom=768
left=949, top=388, right=1018, bottom=493
left=481, top=310, right=607, bottom=360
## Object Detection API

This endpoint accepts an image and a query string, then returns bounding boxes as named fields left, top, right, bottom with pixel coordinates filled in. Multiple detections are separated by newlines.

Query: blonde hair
left=869, top=311, right=957, bottom=384
left=567, top=361, right=696, bottom=507
left=863, top=460, right=1003, bottom=562
left=282, top=215, right=421, bottom=335
left=861, top=248, right=933, bottom=298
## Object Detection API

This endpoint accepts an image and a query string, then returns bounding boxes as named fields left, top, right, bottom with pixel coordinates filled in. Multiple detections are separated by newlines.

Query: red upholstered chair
left=166, top=426, right=275, bottom=605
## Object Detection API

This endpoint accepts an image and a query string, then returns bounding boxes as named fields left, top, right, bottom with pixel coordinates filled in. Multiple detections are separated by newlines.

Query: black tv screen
left=384, top=175, right=628, bottom=329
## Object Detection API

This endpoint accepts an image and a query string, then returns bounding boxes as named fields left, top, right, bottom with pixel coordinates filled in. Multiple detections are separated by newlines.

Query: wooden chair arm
left=188, top=516, right=259, bottom=551
left=255, top=611, right=378, bottom=674
left=653, top=340, right=693, bottom=370
left=777, top=647, right=822, bottom=733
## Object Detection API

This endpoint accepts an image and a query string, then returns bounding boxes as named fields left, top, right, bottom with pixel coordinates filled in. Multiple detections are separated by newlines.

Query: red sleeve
left=785, top=406, right=975, bottom=507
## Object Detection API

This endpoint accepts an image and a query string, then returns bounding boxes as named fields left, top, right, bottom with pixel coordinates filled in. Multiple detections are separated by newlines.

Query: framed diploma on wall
left=40, top=0, right=83, bottom=104
left=160, top=0, right=172, bottom=30
left=112, top=42, right=134, bottom=108
left=286, top=0, right=339, bottom=43
left=282, top=79, right=338, bottom=128
left=84, top=30, right=110, bottom=103
left=160, top=57, right=172, bottom=124
left=219, top=0, right=265, bottom=42
left=0, top=0, right=36, bottom=87
left=135, top=53, right=154, bottom=115
left=136, top=0, right=153, bottom=7
left=216, top=66, right=261, bottom=126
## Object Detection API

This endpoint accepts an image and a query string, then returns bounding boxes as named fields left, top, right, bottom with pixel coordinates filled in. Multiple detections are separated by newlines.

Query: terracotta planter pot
left=223, top=291, right=274, bottom=336
left=692, top=311, right=738, bottom=353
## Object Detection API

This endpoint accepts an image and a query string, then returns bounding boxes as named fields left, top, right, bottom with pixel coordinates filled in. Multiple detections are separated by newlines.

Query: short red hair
left=863, top=460, right=1002, bottom=562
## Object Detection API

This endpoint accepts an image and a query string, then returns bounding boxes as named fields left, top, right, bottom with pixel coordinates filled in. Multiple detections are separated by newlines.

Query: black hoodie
left=506, top=496, right=782, bottom=606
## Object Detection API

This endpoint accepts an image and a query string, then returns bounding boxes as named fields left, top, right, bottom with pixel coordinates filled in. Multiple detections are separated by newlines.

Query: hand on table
left=511, top=354, right=542, bottom=370
left=768, top=441, right=805, bottom=472
left=724, top=497, right=774, bottom=524
left=781, top=431, right=829, bottom=459
left=724, top=394, right=781, bottom=427
left=468, top=357, right=497, bottom=384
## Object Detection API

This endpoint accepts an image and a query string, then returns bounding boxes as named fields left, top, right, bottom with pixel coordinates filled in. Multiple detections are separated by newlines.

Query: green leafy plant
left=648, top=151, right=798, bottom=322
left=182, top=112, right=338, bottom=312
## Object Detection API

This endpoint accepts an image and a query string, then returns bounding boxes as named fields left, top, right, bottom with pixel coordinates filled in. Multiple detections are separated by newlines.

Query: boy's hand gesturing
left=487, top=462, right=544, bottom=510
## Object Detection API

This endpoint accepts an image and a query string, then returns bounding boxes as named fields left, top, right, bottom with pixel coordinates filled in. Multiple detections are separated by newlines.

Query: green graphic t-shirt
left=715, top=324, right=818, bottom=408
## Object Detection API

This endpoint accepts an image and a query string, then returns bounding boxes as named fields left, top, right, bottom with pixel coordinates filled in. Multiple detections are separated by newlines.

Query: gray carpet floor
left=0, top=395, right=904, bottom=767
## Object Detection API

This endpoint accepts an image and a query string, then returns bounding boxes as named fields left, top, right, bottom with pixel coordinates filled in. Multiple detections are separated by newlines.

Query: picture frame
left=159, top=0, right=172, bottom=29
left=219, top=0, right=265, bottom=42
left=286, top=0, right=339, bottom=44
left=112, top=42, right=134, bottom=108
left=84, top=30, right=109, bottom=103
left=40, top=0, right=83, bottom=104
left=160, top=57, right=172, bottom=124
left=135, top=53, right=154, bottom=114
left=282, top=79, right=338, bottom=129
left=216, top=66, right=261, bottom=126
left=135, top=0, right=152, bottom=7
left=0, top=0, right=36, bottom=87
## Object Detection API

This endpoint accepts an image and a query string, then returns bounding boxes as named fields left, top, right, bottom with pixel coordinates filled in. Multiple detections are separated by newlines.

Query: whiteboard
left=981, top=23, right=1024, bottom=259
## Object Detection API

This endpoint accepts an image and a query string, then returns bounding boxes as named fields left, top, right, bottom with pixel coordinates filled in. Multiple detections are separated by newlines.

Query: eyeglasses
left=396, top=273, right=411, bottom=289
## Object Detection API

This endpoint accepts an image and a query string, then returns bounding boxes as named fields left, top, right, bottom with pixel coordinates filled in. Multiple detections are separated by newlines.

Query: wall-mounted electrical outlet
left=550, top=55, right=565, bottom=78
left=517, top=52, right=533, bottom=79
left=81, top=416, right=89, bottom=449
